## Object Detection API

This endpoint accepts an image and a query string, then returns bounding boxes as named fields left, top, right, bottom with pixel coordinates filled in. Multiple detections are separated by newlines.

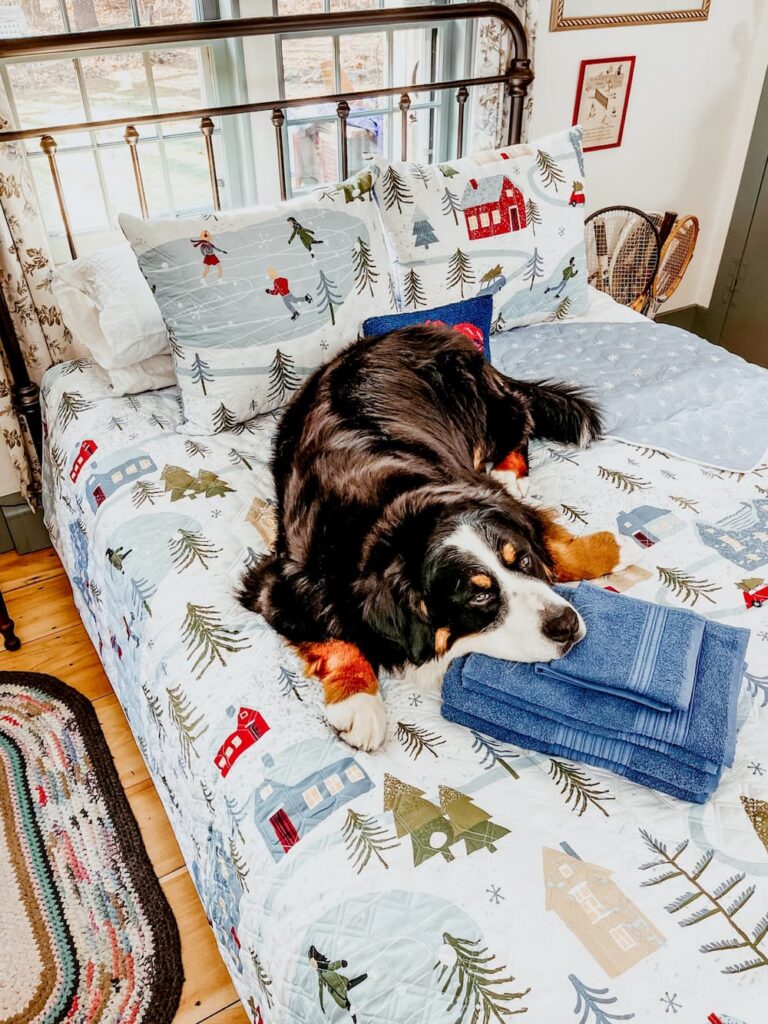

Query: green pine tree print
left=184, top=439, right=212, bottom=459
left=316, top=269, right=342, bottom=325
left=403, top=268, right=427, bottom=309
left=352, top=236, right=379, bottom=296
left=638, top=828, right=768, bottom=974
left=181, top=602, right=250, bottom=678
left=522, top=247, right=544, bottom=290
left=267, top=349, right=301, bottom=406
left=166, top=684, right=208, bottom=766
left=524, top=197, right=541, bottom=235
left=277, top=664, right=307, bottom=701
left=447, top=247, right=475, bottom=298
left=470, top=731, right=520, bottom=779
left=433, top=932, right=529, bottom=1021
left=58, top=391, right=94, bottom=431
left=381, top=165, right=413, bottom=213
left=548, top=759, right=613, bottom=817
left=395, top=721, right=445, bottom=760
left=438, top=786, right=510, bottom=855
left=141, top=682, right=166, bottom=738
left=597, top=466, right=650, bottom=493
left=169, top=528, right=222, bottom=572
left=656, top=566, right=720, bottom=606
left=536, top=149, right=566, bottom=191
left=441, top=187, right=461, bottom=226
left=546, top=296, right=572, bottom=322
left=212, top=403, right=238, bottom=434
left=129, top=576, right=156, bottom=618
left=387, top=272, right=398, bottom=310
left=191, top=353, right=214, bottom=395
left=341, top=809, right=399, bottom=873
left=410, top=162, right=432, bottom=188
left=249, top=949, right=274, bottom=1008
left=228, top=836, right=250, bottom=891
left=167, top=326, right=185, bottom=360
left=228, top=448, right=253, bottom=471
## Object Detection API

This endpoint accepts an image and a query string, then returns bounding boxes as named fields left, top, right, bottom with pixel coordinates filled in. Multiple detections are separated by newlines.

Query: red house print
left=460, top=175, right=527, bottom=241
left=70, top=439, right=97, bottom=483
left=214, top=707, right=269, bottom=777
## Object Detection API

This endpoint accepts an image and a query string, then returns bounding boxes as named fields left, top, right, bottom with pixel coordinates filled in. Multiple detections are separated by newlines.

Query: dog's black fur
left=239, top=325, right=601, bottom=670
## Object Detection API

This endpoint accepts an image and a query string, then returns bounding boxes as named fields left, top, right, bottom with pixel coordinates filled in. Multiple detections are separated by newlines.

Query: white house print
left=698, top=500, right=768, bottom=570
left=617, top=505, right=684, bottom=548
left=85, top=449, right=157, bottom=513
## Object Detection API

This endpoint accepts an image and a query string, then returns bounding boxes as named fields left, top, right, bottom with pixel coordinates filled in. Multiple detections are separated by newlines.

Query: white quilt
left=41, top=302, right=767, bottom=1023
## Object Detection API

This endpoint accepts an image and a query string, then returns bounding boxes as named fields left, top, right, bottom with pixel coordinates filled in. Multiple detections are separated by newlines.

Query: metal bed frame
left=0, top=1, right=531, bottom=648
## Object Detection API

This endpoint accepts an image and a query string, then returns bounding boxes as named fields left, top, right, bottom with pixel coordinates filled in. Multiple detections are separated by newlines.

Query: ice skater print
left=191, top=230, right=227, bottom=280
left=308, top=945, right=367, bottom=1023
left=287, top=216, right=324, bottom=259
left=545, top=256, right=579, bottom=297
left=265, top=268, right=313, bottom=320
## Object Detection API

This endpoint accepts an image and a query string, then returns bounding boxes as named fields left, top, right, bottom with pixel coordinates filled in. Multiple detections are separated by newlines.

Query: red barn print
left=214, top=707, right=269, bottom=777
left=460, top=175, right=527, bottom=241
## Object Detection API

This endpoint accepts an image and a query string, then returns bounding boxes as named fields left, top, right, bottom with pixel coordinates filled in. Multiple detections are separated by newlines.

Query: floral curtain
left=471, top=0, right=540, bottom=152
left=0, top=92, right=76, bottom=508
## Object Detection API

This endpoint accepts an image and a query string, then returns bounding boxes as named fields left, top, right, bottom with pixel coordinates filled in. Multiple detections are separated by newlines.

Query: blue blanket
left=489, top=321, right=768, bottom=471
left=542, top=583, right=703, bottom=711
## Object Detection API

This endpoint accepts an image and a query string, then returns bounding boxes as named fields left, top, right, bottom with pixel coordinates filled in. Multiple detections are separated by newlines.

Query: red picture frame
left=572, top=56, right=636, bottom=153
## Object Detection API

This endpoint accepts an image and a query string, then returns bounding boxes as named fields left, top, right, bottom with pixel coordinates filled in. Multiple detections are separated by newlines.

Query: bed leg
left=0, top=589, right=21, bottom=651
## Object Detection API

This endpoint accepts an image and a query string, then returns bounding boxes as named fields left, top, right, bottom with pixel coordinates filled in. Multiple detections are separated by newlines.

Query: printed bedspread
left=41, top=357, right=768, bottom=1023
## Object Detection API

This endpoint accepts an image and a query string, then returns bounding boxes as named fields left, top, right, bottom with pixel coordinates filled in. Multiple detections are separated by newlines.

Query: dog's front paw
left=326, top=692, right=388, bottom=751
left=491, top=468, right=530, bottom=500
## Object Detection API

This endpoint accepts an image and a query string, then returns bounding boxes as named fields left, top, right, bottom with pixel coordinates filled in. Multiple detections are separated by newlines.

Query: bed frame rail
left=0, top=1, right=531, bottom=460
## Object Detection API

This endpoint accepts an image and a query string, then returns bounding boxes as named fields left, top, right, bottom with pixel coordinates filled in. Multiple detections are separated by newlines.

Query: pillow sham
left=371, top=126, right=589, bottom=330
left=55, top=244, right=168, bottom=368
left=120, top=173, right=392, bottom=433
left=51, top=271, right=175, bottom=396
left=363, top=294, right=493, bottom=359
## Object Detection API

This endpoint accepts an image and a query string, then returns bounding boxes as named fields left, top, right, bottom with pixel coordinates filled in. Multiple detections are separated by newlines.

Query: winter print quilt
left=371, top=127, right=590, bottom=330
left=42, top=356, right=767, bottom=1024
left=119, top=173, right=391, bottom=434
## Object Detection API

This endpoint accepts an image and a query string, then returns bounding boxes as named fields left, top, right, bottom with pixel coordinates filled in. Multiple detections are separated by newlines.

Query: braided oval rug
left=0, top=671, right=183, bottom=1024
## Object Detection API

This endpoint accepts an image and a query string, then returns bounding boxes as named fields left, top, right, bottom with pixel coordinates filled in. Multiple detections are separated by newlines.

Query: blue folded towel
left=543, top=583, right=705, bottom=711
left=441, top=618, right=749, bottom=804
left=460, top=619, right=747, bottom=772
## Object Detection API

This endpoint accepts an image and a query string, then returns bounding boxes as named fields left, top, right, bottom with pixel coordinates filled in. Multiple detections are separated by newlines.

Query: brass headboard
left=0, top=1, right=532, bottom=454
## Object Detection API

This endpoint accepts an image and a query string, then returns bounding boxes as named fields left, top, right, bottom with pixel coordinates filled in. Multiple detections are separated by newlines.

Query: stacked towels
left=442, top=583, right=750, bottom=803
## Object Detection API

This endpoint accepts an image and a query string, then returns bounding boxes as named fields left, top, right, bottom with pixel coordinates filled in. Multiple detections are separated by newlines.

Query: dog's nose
left=542, top=605, right=581, bottom=646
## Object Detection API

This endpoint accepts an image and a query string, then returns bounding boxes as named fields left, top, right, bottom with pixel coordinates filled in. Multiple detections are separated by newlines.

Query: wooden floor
left=0, top=547, right=249, bottom=1024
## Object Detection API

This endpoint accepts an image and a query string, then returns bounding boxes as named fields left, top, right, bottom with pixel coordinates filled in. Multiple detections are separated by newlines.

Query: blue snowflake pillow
left=371, top=127, right=589, bottom=331
left=363, top=295, right=493, bottom=359
left=119, top=169, right=393, bottom=434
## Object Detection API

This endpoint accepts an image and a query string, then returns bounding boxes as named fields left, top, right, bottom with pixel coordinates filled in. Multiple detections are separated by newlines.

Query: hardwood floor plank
left=0, top=546, right=63, bottom=592
left=3, top=573, right=79, bottom=644
left=125, top=778, right=185, bottom=879
left=162, top=870, right=241, bottom=1023
left=198, top=1003, right=250, bottom=1023
left=0, top=622, right=111, bottom=701
left=93, top=692, right=149, bottom=790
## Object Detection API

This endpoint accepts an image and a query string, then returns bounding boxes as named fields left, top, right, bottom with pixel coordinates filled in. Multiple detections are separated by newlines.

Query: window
left=231, top=734, right=242, bottom=748
left=345, top=764, right=364, bottom=783
left=468, top=215, right=478, bottom=231
left=325, top=773, right=343, bottom=795
left=491, top=209, right=501, bottom=225
left=273, top=0, right=469, bottom=194
left=303, top=784, right=323, bottom=808
left=479, top=211, right=490, bottom=228
left=259, top=783, right=273, bottom=799
left=571, top=883, right=606, bottom=923
left=609, top=924, right=637, bottom=952
left=559, top=863, right=574, bottom=879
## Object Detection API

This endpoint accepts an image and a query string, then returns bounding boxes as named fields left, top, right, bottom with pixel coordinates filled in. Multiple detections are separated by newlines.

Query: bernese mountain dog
left=239, top=324, right=623, bottom=750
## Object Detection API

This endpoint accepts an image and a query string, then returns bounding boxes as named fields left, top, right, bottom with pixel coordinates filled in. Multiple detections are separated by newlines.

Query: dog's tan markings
left=494, top=448, right=529, bottom=476
left=501, top=542, right=517, bottom=566
left=471, top=573, right=493, bottom=589
left=540, top=509, right=621, bottom=582
left=435, top=627, right=451, bottom=657
left=296, top=640, right=379, bottom=705
left=418, top=599, right=428, bottom=618
left=473, top=446, right=486, bottom=471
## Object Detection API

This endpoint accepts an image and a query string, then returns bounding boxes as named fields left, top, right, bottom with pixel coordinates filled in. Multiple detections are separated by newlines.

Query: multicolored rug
left=0, top=671, right=183, bottom=1023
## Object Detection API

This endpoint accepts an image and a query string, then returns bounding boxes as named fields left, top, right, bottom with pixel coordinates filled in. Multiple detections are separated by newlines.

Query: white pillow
left=371, top=127, right=590, bottom=329
left=52, top=271, right=175, bottom=395
left=55, top=244, right=168, bottom=368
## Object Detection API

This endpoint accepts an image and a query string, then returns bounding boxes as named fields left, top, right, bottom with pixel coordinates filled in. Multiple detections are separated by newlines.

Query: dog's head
left=360, top=489, right=585, bottom=668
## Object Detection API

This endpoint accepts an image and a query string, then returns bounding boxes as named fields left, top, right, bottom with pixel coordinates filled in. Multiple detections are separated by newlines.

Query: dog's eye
left=518, top=553, right=532, bottom=571
left=470, top=591, right=494, bottom=605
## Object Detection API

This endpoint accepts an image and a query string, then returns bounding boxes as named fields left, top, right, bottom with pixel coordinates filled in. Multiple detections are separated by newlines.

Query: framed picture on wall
left=550, top=0, right=710, bottom=31
left=572, top=57, right=636, bottom=152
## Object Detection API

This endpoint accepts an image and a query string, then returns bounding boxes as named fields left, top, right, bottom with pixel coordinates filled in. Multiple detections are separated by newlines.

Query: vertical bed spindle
left=124, top=125, right=149, bottom=218
left=200, top=116, right=221, bottom=212
left=271, top=109, right=287, bottom=201
left=455, top=85, right=469, bottom=159
left=399, top=92, right=411, bottom=160
left=336, top=99, right=350, bottom=181
left=40, top=135, right=77, bottom=260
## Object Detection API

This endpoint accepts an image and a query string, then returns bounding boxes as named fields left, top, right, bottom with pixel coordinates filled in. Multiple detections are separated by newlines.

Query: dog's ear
left=361, top=581, right=434, bottom=664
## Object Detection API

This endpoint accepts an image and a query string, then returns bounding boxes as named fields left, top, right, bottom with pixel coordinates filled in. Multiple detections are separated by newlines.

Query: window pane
left=8, top=0, right=65, bottom=35
left=277, top=0, right=325, bottom=14
left=330, top=0, right=377, bottom=10
left=163, top=126, right=216, bottom=215
left=29, top=148, right=109, bottom=235
left=391, top=27, right=431, bottom=87
left=7, top=60, right=85, bottom=132
left=149, top=48, right=207, bottom=113
left=63, top=0, right=134, bottom=32
left=137, top=0, right=197, bottom=24
left=288, top=121, right=337, bottom=190
left=281, top=36, right=335, bottom=100
left=339, top=30, right=385, bottom=104
left=347, top=113, right=382, bottom=173
left=98, top=136, right=170, bottom=219
left=80, top=53, right=154, bottom=123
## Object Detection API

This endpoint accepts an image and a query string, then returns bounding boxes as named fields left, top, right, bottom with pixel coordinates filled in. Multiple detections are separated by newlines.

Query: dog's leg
left=491, top=443, right=530, bottom=499
left=540, top=510, right=626, bottom=582
left=296, top=640, right=387, bottom=752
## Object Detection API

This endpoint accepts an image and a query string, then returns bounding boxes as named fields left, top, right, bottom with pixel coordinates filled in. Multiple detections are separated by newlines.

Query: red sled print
left=215, top=707, right=269, bottom=777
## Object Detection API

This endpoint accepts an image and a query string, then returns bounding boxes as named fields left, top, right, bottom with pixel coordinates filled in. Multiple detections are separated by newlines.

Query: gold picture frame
left=550, top=0, right=711, bottom=31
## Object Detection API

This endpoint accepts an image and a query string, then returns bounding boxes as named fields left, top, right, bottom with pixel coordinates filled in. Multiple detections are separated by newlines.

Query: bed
left=38, top=284, right=768, bottom=1022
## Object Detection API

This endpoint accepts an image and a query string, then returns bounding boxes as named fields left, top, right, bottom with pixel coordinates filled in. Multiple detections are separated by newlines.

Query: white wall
left=528, top=0, right=768, bottom=310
